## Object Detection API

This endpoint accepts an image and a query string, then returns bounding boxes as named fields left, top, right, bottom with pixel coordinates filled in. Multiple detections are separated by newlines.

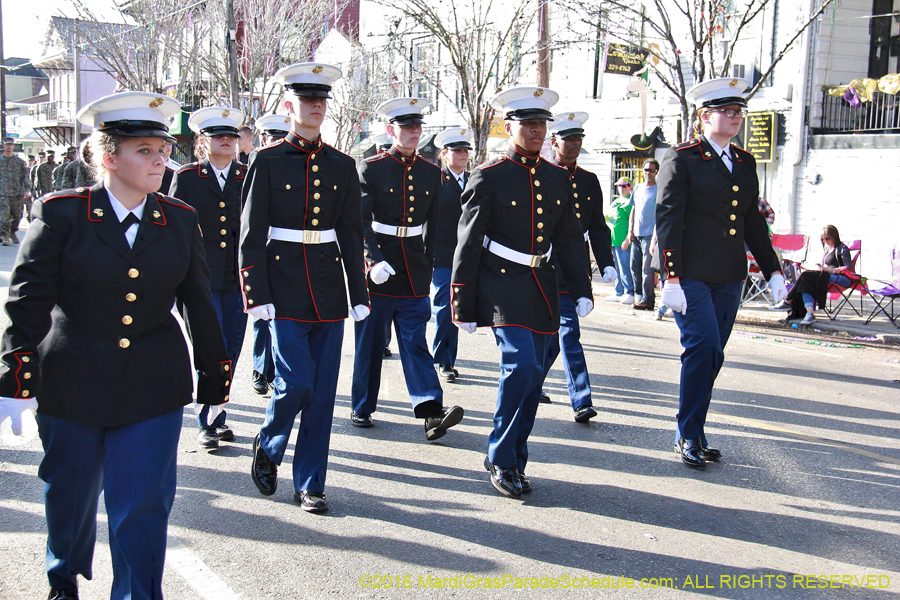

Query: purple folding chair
left=864, top=249, right=900, bottom=328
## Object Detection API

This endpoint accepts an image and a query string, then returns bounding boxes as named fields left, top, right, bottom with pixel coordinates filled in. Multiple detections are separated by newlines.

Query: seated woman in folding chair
left=785, top=224, right=855, bottom=324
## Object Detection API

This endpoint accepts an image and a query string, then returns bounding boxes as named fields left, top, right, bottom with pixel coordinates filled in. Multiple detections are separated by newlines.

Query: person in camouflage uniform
left=0, top=137, right=32, bottom=245
left=62, top=142, right=96, bottom=189
left=35, top=151, right=56, bottom=199
left=52, top=147, right=76, bottom=191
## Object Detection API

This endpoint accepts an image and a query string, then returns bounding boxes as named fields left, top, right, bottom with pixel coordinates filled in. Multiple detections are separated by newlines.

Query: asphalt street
left=1, top=229, right=899, bottom=599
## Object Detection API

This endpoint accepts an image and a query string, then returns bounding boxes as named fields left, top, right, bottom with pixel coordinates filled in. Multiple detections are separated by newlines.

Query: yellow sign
left=488, top=117, right=509, bottom=139
left=743, top=112, right=776, bottom=163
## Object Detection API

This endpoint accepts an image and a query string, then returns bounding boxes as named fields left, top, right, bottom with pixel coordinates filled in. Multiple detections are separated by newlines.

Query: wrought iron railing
left=28, top=101, right=78, bottom=125
left=816, top=90, right=900, bottom=134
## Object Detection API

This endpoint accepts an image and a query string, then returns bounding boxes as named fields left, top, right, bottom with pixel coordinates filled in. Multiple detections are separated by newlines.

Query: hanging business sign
left=603, top=43, right=650, bottom=76
left=743, top=111, right=775, bottom=163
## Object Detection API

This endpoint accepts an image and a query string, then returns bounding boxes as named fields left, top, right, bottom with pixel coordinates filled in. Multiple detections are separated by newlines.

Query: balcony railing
left=815, top=90, right=900, bottom=134
left=29, top=101, right=77, bottom=126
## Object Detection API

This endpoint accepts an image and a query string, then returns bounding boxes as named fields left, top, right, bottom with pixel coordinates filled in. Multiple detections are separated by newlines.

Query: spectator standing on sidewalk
left=607, top=176, right=635, bottom=303
left=627, top=159, right=659, bottom=310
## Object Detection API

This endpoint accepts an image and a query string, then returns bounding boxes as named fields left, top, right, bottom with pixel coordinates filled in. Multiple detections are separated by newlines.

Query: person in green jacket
left=606, top=177, right=634, bottom=303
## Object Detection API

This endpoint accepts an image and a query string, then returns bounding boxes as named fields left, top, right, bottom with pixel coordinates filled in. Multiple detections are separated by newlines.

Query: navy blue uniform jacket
left=169, top=159, right=247, bottom=291
left=0, top=184, right=231, bottom=428
left=359, top=147, right=442, bottom=297
left=656, top=136, right=780, bottom=283
left=239, top=132, right=368, bottom=321
left=451, top=147, right=591, bottom=333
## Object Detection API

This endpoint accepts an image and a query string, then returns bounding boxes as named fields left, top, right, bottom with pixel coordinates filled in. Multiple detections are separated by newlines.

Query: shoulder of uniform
left=544, top=161, right=569, bottom=172
left=364, top=153, right=389, bottom=164
left=156, top=193, right=197, bottom=213
left=674, top=139, right=701, bottom=151
left=731, top=143, right=752, bottom=156
left=257, top=139, right=285, bottom=153
left=476, top=156, right=505, bottom=171
left=41, top=188, right=90, bottom=203
left=416, top=156, right=440, bottom=170
left=324, top=143, right=352, bottom=160
left=176, top=162, right=200, bottom=174
left=236, top=161, right=248, bottom=172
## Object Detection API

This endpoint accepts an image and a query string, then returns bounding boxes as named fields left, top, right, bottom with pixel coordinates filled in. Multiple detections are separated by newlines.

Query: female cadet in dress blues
left=452, top=87, right=593, bottom=498
left=170, top=106, right=248, bottom=450
left=241, top=63, right=370, bottom=513
left=0, top=91, right=231, bottom=600
left=656, top=78, right=786, bottom=470
left=247, top=114, right=292, bottom=396
left=431, top=127, right=472, bottom=383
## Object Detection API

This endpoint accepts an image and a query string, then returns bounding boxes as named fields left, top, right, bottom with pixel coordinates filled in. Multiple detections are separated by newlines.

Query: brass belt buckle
left=395, top=226, right=409, bottom=237
left=303, top=230, right=321, bottom=244
left=530, top=255, right=544, bottom=268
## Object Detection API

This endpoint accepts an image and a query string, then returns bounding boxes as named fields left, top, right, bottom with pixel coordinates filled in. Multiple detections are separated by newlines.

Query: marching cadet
left=159, top=140, right=179, bottom=193
left=431, top=127, right=472, bottom=383
left=0, top=136, right=31, bottom=245
left=241, top=62, right=370, bottom=513
left=542, top=112, right=616, bottom=423
left=452, top=87, right=593, bottom=498
left=656, top=78, right=785, bottom=469
left=350, top=97, right=464, bottom=440
left=0, top=91, right=230, bottom=600
left=34, top=151, right=56, bottom=199
left=169, top=106, right=248, bottom=450
left=247, top=113, right=291, bottom=396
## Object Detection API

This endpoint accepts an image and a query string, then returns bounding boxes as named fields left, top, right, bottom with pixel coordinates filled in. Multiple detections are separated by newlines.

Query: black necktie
left=121, top=212, right=140, bottom=233
left=721, top=152, right=732, bottom=172
left=219, top=172, right=227, bottom=189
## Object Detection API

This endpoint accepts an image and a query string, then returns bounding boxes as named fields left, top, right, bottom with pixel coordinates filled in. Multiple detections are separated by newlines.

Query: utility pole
left=536, top=0, right=549, bottom=88
left=74, top=34, right=82, bottom=147
left=0, top=0, right=7, bottom=140
left=226, top=0, right=240, bottom=109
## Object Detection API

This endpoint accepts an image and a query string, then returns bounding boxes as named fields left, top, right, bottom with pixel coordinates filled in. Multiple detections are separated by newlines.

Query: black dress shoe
left=633, top=302, right=654, bottom=311
left=48, top=588, right=79, bottom=600
left=350, top=410, right=373, bottom=428
left=701, top=446, right=722, bottom=461
left=438, top=364, right=458, bottom=382
left=574, top=406, right=597, bottom=423
left=251, top=434, right=278, bottom=496
left=251, top=370, right=270, bottom=395
left=425, top=405, right=464, bottom=441
left=673, top=438, right=722, bottom=462
left=517, top=470, right=533, bottom=493
left=383, top=346, right=392, bottom=357
left=196, top=428, right=218, bottom=450
left=483, top=456, right=522, bottom=498
left=294, top=490, right=328, bottom=513
left=539, top=392, right=551, bottom=404
left=677, top=437, right=706, bottom=470
left=216, top=424, right=234, bottom=442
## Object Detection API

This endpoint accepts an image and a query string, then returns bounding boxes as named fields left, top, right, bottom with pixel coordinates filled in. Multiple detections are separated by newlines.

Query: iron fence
left=817, top=90, right=900, bottom=134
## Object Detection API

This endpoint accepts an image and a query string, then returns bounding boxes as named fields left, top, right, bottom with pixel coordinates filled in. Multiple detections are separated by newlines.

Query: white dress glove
left=247, top=304, right=276, bottom=321
left=369, top=261, right=396, bottom=285
left=601, top=266, right=617, bottom=284
left=575, top=297, right=594, bottom=318
left=0, top=397, right=39, bottom=445
left=456, top=322, right=477, bottom=334
left=768, top=273, right=787, bottom=304
left=350, top=304, right=371, bottom=321
left=661, top=281, right=687, bottom=315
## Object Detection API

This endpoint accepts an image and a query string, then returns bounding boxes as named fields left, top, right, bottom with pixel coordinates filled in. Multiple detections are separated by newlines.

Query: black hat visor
left=285, top=83, right=333, bottom=99
left=98, top=120, right=177, bottom=143
left=504, top=108, right=554, bottom=121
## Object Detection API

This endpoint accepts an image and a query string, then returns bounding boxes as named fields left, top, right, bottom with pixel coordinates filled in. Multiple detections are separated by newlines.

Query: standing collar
left=506, top=145, right=541, bottom=169
left=704, top=135, right=731, bottom=161
left=285, top=131, right=324, bottom=152
left=388, top=146, right=417, bottom=164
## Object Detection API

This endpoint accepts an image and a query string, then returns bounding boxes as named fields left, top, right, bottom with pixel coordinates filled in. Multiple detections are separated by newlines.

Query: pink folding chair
left=823, top=240, right=866, bottom=320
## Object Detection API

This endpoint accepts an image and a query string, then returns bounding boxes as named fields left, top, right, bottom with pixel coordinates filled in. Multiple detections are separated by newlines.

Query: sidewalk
left=592, top=280, right=900, bottom=346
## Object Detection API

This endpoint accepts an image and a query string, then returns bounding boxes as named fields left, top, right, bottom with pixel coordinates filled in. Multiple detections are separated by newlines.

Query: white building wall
left=795, top=146, right=899, bottom=279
